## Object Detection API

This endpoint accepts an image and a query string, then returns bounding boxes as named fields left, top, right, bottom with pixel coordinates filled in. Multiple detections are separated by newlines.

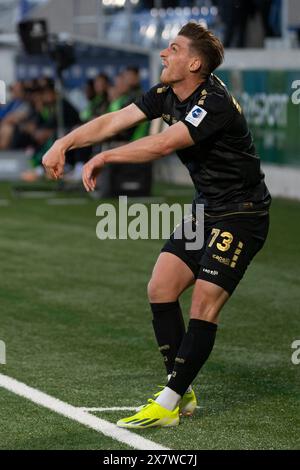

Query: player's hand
left=82, top=155, right=105, bottom=192
left=42, top=140, right=66, bottom=180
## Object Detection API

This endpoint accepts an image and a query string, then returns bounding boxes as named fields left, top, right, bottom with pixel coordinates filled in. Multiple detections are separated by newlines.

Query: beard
left=160, top=66, right=184, bottom=86
left=160, top=68, right=169, bottom=84
left=160, top=67, right=176, bottom=85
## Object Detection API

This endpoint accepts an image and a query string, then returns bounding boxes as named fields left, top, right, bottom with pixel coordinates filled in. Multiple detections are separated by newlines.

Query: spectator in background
left=106, top=69, right=149, bottom=143
left=2, top=81, right=45, bottom=151
left=80, top=74, right=110, bottom=123
left=92, top=73, right=110, bottom=117
left=253, top=0, right=277, bottom=38
left=122, top=66, right=149, bottom=141
left=65, top=70, right=145, bottom=183
left=21, top=79, right=81, bottom=181
left=0, top=81, right=28, bottom=122
left=39, top=79, right=80, bottom=131
left=217, top=0, right=254, bottom=48
left=107, top=71, right=132, bottom=113
left=123, top=66, right=143, bottom=99
left=268, top=0, right=282, bottom=38
left=0, top=81, right=31, bottom=148
left=65, top=74, right=110, bottom=182
left=80, top=79, right=97, bottom=122
left=1, top=70, right=150, bottom=183
left=218, top=0, right=279, bottom=48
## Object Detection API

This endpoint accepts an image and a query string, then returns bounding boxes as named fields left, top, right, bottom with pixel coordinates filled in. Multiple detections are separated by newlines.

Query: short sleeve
left=182, top=92, right=234, bottom=144
left=135, top=84, right=168, bottom=120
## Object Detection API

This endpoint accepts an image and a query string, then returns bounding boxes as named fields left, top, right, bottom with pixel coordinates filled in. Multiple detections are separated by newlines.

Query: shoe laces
left=141, top=385, right=165, bottom=408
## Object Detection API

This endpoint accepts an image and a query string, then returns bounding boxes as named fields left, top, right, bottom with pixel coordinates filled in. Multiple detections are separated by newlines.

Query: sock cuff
left=188, top=318, right=218, bottom=331
left=150, top=301, right=180, bottom=314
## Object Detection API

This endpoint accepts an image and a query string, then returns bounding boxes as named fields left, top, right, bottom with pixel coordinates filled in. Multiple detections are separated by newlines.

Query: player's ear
left=189, top=57, right=202, bottom=74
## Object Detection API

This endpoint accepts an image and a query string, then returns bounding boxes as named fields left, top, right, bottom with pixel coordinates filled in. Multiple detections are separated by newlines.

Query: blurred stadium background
left=0, top=0, right=299, bottom=451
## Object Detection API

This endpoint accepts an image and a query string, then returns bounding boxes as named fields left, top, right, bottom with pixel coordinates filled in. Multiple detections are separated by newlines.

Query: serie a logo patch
left=185, top=105, right=207, bottom=127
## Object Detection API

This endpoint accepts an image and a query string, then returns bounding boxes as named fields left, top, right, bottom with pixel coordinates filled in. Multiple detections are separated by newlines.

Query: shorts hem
left=197, top=266, right=239, bottom=295
left=161, top=246, right=198, bottom=278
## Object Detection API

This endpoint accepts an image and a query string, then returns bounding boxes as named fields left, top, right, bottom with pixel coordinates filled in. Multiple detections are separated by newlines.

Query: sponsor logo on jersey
left=185, top=105, right=207, bottom=127
left=203, top=268, right=219, bottom=276
left=212, top=254, right=231, bottom=266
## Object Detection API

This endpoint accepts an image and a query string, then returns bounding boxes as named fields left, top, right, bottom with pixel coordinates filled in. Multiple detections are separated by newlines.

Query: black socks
left=151, top=305, right=218, bottom=397
left=151, top=301, right=186, bottom=375
left=167, top=319, right=217, bottom=396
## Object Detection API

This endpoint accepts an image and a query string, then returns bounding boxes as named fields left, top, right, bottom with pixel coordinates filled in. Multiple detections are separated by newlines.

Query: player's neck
left=172, top=78, right=206, bottom=102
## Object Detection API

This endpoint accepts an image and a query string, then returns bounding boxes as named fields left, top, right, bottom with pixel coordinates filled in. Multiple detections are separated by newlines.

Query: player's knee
left=147, top=278, right=177, bottom=303
left=147, top=278, right=164, bottom=302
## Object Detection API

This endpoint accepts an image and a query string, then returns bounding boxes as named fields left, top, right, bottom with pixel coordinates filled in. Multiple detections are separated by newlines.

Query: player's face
left=160, top=35, right=197, bottom=85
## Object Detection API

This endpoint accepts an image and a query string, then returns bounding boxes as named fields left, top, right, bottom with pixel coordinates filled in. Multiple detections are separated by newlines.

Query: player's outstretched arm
left=82, top=121, right=194, bottom=192
left=42, top=104, right=146, bottom=180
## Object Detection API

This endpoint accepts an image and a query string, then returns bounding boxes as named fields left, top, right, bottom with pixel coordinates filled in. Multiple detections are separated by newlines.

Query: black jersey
left=135, top=74, right=271, bottom=214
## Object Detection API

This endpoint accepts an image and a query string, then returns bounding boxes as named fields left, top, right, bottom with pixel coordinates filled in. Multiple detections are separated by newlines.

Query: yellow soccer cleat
left=179, top=389, right=197, bottom=417
left=135, top=386, right=197, bottom=417
left=117, top=400, right=179, bottom=429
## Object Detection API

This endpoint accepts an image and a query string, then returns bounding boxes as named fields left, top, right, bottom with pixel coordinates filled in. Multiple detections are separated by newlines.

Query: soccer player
left=43, top=23, right=271, bottom=429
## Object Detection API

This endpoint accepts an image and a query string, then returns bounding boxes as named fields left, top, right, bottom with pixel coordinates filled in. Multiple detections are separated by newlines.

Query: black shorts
left=161, top=211, right=270, bottom=295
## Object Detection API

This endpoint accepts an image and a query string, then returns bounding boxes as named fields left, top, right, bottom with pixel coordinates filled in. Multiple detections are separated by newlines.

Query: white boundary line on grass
left=0, top=373, right=169, bottom=451
left=80, top=406, right=201, bottom=412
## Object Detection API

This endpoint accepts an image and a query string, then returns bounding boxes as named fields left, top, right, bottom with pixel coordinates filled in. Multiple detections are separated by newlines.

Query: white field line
left=0, top=373, right=169, bottom=451
left=80, top=406, right=201, bottom=412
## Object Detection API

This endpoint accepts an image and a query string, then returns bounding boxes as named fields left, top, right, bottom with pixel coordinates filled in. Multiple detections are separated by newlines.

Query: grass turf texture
left=0, top=182, right=299, bottom=450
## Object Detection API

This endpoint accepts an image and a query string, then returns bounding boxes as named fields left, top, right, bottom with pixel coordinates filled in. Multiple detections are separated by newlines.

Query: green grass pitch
left=0, top=181, right=299, bottom=450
